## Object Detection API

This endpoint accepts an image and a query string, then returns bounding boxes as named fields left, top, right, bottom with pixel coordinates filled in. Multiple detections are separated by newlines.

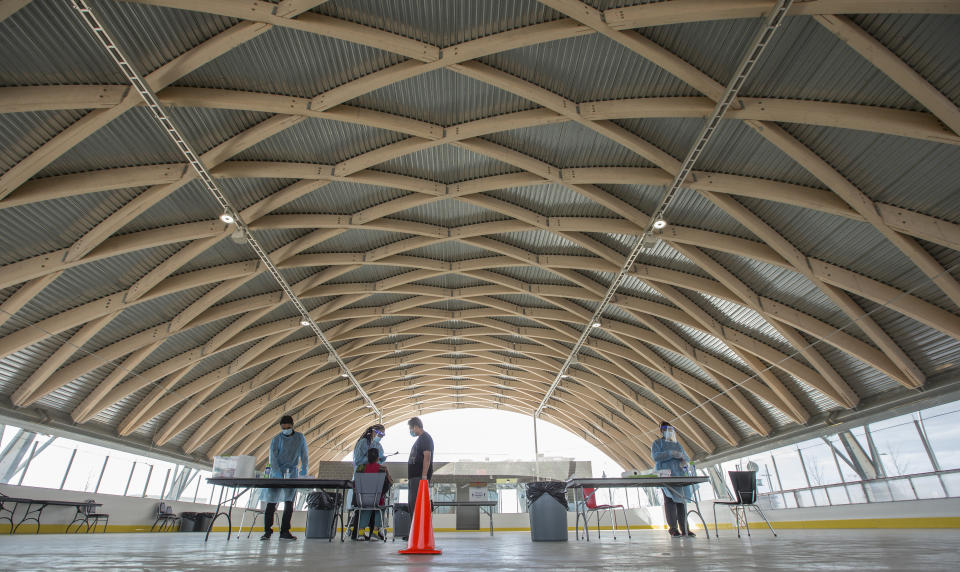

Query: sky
left=338, top=407, right=632, bottom=478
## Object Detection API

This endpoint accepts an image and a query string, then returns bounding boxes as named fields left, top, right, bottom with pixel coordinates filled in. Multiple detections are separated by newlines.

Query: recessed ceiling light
left=220, top=212, right=235, bottom=224
left=341, top=373, right=349, bottom=378
left=591, top=322, right=601, bottom=328
left=652, top=219, right=667, bottom=229
left=300, top=319, right=311, bottom=326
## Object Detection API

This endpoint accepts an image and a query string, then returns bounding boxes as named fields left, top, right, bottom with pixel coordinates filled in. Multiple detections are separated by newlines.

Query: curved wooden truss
left=0, top=0, right=958, bottom=469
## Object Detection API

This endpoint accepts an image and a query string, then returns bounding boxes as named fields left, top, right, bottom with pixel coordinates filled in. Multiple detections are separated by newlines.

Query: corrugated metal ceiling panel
left=484, top=121, right=655, bottom=169
left=316, top=0, right=562, bottom=48
left=176, top=25, right=406, bottom=98
left=482, top=31, right=700, bottom=102
left=353, top=67, right=537, bottom=126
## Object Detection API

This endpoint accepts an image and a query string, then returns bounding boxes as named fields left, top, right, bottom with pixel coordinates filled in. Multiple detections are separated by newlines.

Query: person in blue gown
left=651, top=420, right=696, bottom=537
left=260, top=414, right=308, bottom=541
left=347, top=424, right=385, bottom=539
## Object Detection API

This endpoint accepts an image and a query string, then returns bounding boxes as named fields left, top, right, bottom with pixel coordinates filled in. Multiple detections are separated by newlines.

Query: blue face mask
left=281, top=428, right=293, bottom=436
left=373, top=435, right=381, bottom=443
left=409, top=430, right=416, bottom=437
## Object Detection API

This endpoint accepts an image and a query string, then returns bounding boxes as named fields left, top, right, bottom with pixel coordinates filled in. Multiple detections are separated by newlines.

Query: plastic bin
left=305, top=508, right=335, bottom=539
left=179, top=512, right=200, bottom=532
left=526, top=481, right=568, bottom=542
left=197, top=512, right=216, bottom=533
left=393, top=503, right=411, bottom=540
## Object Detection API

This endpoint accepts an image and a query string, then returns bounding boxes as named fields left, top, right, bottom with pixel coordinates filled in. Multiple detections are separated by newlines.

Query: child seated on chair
left=356, top=447, right=393, bottom=539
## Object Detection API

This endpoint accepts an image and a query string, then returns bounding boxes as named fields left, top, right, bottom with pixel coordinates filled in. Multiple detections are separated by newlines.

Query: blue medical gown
left=347, top=438, right=385, bottom=508
left=353, top=437, right=386, bottom=468
left=260, top=431, right=308, bottom=504
left=651, top=437, right=696, bottom=503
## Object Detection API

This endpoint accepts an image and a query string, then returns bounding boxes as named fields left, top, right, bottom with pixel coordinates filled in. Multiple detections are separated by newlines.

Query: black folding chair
left=712, top=470, right=777, bottom=538
left=151, top=502, right=180, bottom=532
left=71, top=500, right=109, bottom=533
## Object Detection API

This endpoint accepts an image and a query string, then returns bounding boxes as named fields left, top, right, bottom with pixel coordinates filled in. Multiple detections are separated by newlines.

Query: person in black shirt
left=406, top=416, right=434, bottom=518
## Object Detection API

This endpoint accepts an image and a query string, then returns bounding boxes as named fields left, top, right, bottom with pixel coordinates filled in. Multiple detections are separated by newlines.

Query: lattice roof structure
left=0, top=0, right=958, bottom=472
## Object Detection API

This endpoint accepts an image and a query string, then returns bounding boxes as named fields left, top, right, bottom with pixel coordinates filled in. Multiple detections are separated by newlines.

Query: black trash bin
left=178, top=512, right=200, bottom=532
left=305, top=491, right=338, bottom=539
left=526, top=481, right=568, bottom=541
left=197, top=512, right=216, bottom=533
left=393, top=503, right=411, bottom=540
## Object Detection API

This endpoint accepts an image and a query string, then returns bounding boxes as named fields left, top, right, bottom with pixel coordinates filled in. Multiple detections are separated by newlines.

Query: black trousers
left=664, top=496, right=688, bottom=534
left=264, top=501, right=293, bottom=535
left=407, top=477, right=422, bottom=516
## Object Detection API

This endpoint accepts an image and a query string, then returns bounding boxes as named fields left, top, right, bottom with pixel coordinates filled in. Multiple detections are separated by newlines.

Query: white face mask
left=281, top=428, right=293, bottom=436
left=663, top=428, right=677, bottom=443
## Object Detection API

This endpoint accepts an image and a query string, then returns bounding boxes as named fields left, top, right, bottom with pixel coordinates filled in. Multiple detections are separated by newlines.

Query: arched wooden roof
left=0, top=0, right=958, bottom=472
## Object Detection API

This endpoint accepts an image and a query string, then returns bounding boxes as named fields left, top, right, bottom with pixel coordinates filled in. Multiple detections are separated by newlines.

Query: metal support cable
left=536, top=0, right=793, bottom=417
left=71, top=0, right=380, bottom=420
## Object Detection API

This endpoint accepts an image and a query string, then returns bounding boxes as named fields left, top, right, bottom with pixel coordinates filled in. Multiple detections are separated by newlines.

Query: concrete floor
left=4, top=529, right=959, bottom=571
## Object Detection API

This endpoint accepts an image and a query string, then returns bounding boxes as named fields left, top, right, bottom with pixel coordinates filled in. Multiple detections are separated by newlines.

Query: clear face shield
left=663, top=427, right=677, bottom=442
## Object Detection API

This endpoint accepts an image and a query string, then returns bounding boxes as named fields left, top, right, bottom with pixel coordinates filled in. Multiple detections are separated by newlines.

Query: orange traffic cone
left=398, top=479, right=442, bottom=555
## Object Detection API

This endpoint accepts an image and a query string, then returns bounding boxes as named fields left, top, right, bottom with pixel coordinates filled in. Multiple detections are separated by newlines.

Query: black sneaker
left=260, top=533, right=272, bottom=541
left=685, top=531, right=696, bottom=538
left=669, top=529, right=682, bottom=537
left=279, top=532, right=298, bottom=541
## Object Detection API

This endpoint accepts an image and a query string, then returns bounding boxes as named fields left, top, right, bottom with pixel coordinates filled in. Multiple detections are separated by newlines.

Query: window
left=62, top=450, right=106, bottom=493
left=919, top=405, right=960, bottom=470
left=869, top=414, right=933, bottom=476
left=796, top=440, right=843, bottom=486
left=770, top=448, right=808, bottom=490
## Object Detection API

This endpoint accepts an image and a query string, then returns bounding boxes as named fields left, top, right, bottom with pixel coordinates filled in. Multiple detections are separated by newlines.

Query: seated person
left=355, top=447, right=392, bottom=540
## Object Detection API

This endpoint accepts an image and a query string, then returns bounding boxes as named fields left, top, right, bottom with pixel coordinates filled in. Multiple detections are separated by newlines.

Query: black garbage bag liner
left=180, top=512, right=199, bottom=520
left=525, top=481, right=568, bottom=509
left=305, top=490, right=338, bottom=510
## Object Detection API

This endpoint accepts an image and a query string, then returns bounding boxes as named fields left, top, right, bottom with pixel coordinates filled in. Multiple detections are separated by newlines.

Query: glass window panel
left=499, top=487, right=519, bottom=513
left=758, top=493, right=784, bottom=509
left=782, top=491, right=798, bottom=508
left=846, top=484, right=867, bottom=503
left=869, top=415, right=933, bottom=476
left=21, top=439, right=71, bottom=490
left=194, top=471, right=214, bottom=504
left=823, top=434, right=863, bottom=483
left=696, top=469, right=716, bottom=501
left=796, top=489, right=815, bottom=507
left=918, top=407, right=960, bottom=470
left=771, top=449, right=808, bottom=490
left=98, top=458, right=134, bottom=495
left=811, top=487, right=830, bottom=506
left=864, top=481, right=893, bottom=502
left=888, top=478, right=915, bottom=501
left=826, top=485, right=849, bottom=505
left=126, top=462, right=151, bottom=496
left=940, top=472, right=960, bottom=497
left=62, top=450, right=105, bottom=493
left=798, top=441, right=843, bottom=486
left=144, top=460, right=176, bottom=499
left=910, top=475, right=945, bottom=499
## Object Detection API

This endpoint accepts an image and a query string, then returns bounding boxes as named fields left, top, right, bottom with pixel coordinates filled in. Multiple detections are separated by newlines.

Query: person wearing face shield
left=260, top=414, right=308, bottom=541
left=651, top=421, right=696, bottom=538
left=347, top=424, right=386, bottom=539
